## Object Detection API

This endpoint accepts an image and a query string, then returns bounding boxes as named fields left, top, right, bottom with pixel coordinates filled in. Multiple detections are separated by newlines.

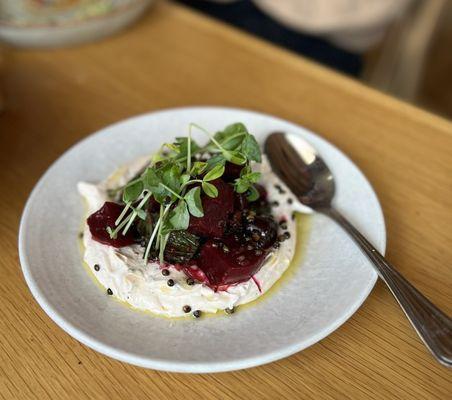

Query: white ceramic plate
left=19, top=107, right=385, bottom=373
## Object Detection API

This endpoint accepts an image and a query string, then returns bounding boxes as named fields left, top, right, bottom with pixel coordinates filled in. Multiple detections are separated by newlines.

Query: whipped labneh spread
left=78, top=156, right=296, bottom=317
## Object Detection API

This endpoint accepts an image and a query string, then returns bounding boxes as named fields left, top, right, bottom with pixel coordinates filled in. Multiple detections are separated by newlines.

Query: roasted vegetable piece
left=164, top=231, right=200, bottom=264
left=87, top=202, right=137, bottom=248
left=188, top=178, right=234, bottom=238
left=196, top=238, right=267, bottom=287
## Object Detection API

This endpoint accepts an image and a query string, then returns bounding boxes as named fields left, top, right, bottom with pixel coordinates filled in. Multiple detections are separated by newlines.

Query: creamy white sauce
left=78, top=156, right=296, bottom=317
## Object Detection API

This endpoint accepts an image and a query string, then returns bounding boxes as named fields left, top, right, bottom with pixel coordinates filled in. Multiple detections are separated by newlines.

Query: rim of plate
left=18, top=106, right=386, bottom=373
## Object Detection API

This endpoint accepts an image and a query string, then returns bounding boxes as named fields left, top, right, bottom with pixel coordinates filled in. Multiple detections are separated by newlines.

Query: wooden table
left=1, top=2, right=451, bottom=399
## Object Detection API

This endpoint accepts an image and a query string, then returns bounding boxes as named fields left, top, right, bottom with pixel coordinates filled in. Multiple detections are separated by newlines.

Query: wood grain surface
left=0, top=1, right=451, bottom=399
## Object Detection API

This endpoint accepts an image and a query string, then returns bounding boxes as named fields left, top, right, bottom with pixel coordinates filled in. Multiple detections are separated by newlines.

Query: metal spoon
left=265, top=132, right=452, bottom=367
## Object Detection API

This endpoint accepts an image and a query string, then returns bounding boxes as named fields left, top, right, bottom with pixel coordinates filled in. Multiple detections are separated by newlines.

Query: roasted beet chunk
left=222, top=162, right=244, bottom=182
left=188, top=179, right=234, bottom=238
left=227, top=211, right=278, bottom=250
left=87, top=202, right=137, bottom=248
left=196, top=238, right=267, bottom=287
left=244, top=215, right=278, bottom=249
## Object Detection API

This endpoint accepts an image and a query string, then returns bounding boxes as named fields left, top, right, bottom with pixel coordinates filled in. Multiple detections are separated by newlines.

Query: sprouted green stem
left=143, top=204, right=171, bottom=261
left=109, top=213, right=132, bottom=239
left=187, top=124, right=192, bottom=173
left=181, top=179, right=203, bottom=189
left=159, top=183, right=183, bottom=200
left=189, top=123, right=225, bottom=152
left=122, top=191, right=152, bottom=235
left=115, top=202, right=131, bottom=225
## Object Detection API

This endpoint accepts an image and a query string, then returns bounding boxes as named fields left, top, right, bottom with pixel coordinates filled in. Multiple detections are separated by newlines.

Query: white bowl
left=0, top=0, right=154, bottom=48
left=19, top=107, right=385, bottom=372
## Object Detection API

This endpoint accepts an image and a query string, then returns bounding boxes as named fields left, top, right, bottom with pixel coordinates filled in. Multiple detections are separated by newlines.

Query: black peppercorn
left=193, top=310, right=202, bottom=318
left=273, top=242, right=280, bottom=249
left=186, top=278, right=195, bottom=286
left=162, top=269, right=170, bottom=276
left=167, top=279, right=175, bottom=287
left=274, top=184, right=286, bottom=194
left=271, top=201, right=279, bottom=207
left=183, top=305, right=191, bottom=313
left=284, top=231, right=291, bottom=240
left=225, top=307, right=235, bottom=314
left=94, top=264, right=100, bottom=271
left=278, top=234, right=286, bottom=242
left=279, top=220, right=288, bottom=230
left=107, top=288, right=113, bottom=295
left=287, top=198, right=293, bottom=204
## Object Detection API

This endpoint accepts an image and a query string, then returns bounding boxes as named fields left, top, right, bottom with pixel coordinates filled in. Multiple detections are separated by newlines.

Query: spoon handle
left=323, top=207, right=452, bottom=367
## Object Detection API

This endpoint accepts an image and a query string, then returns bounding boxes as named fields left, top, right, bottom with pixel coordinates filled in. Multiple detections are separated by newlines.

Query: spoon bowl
left=265, top=132, right=335, bottom=209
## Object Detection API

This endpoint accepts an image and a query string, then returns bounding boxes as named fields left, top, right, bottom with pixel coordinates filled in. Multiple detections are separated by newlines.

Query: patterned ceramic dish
left=0, top=0, right=153, bottom=47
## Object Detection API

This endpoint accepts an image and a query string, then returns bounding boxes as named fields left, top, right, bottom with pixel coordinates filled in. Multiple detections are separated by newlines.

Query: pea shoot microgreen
left=109, top=122, right=262, bottom=264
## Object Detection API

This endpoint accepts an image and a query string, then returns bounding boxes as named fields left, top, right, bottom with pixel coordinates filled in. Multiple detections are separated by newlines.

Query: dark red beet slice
left=188, top=179, right=234, bottom=238
left=195, top=238, right=268, bottom=287
left=222, top=162, right=243, bottom=182
left=87, top=202, right=137, bottom=248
